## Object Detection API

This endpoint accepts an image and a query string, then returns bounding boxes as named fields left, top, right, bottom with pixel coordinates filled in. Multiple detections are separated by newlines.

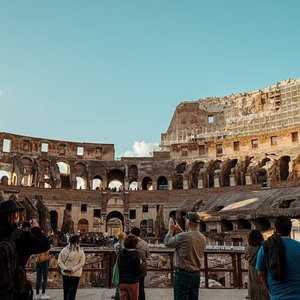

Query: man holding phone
left=164, top=212, right=206, bottom=300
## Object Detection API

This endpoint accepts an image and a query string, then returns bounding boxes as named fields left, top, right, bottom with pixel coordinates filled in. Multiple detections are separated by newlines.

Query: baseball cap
left=184, top=212, right=200, bottom=223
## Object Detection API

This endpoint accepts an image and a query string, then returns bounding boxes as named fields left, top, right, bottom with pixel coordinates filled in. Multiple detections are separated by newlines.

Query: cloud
left=122, top=141, right=160, bottom=157
left=0, top=89, right=2, bottom=96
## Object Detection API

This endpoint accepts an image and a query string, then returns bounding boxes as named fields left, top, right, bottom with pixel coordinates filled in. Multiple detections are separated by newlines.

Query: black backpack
left=0, top=237, right=18, bottom=298
left=263, top=234, right=286, bottom=281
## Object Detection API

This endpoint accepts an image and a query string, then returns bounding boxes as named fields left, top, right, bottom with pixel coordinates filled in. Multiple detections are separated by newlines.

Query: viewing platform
left=44, top=288, right=247, bottom=300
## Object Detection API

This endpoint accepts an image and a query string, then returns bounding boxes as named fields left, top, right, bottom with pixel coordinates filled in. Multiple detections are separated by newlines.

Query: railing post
left=204, top=252, right=209, bottom=288
left=169, top=252, right=174, bottom=287
left=237, top=252, right=243, bottom=288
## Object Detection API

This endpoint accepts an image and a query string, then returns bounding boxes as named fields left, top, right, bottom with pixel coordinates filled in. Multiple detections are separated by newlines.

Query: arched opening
left=291, top=219, right=300, bottom=241
left=173, top=163, right=186, bottom=189
left=221, top=219, right=233, bottom=232
left=0, top=170, right=10, bottom=185
left=257, top=169, right=267, bottom=185
left=157, top=176, right=168, bottom=190
left=209, top=160, right=221, bottom=188
left=106, top=211, right=124, bottom=236
left=108, top=180, right=123, bottom=191
left=21, top=157, right=33, bottom=186
left=49, top=210, right=58, bottom=232
left=78, top=218, right=89, bottom=233
left=57, top=162, right=71, bottom=189
left=129, top=181, right=138, bottom=190
left=107, top=169, right=125, bottom=189
left=254, top=218, right=271, bottom=231
left=92, top=176, right=103, bottom=190
left=189, top=162, right=204, bottom=189
left=76, top=177, right=86, bottom=189
left=128, top=165, right=138, bottom=182
left=279, top=156, right=290, bottom=181
left=93, top=217, right=102, bottom=232
left=221, top=159, right=238, bottom=187
left=142, top=177, right=153, bottom=190
left=237, top=218, right=251, bottom=230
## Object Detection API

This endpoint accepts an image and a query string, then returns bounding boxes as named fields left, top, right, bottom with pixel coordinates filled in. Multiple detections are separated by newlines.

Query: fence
left=26, top=247, right=247, bottom=289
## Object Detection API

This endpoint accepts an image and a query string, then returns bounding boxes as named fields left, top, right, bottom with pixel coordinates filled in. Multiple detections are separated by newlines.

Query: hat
left=184, top=212, right=200, bottom=223
left=0, top=199, right=25, bottom=215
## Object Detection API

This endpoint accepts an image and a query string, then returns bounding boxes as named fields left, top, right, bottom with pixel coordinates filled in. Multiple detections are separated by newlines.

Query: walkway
left=45, top=288, right=247, bottom=300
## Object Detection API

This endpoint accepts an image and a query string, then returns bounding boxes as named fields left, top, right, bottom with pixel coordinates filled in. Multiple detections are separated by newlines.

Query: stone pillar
left=168, top=180, right=172, bottom=190
left=137, top=181, right=142, bottom=190
left=198, top=178, right=204, bottom=189
left=245, top=175, right=252, bottom=185
left=214, top=176, right=220, bottom=188
left=183, top=179, right=188, bottom=190
left=102, top=178, right=108, bottom=189
left=152, top=181, right=157, bottom=190
left=124, top=180, right=129, bottom=190
left=230, top=175, right=237, bottom=187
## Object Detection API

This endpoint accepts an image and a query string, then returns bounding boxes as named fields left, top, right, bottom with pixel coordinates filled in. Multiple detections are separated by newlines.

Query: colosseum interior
left=1, top=78, right=300, bottom=245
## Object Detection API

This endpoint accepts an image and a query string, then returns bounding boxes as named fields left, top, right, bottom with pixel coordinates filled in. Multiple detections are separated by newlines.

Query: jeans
left=174, top=269, right=200, bottom=300
left=138, top=276, right=145, bottom=300
left=62, top=276, right=80, bottom=300
left=35, top=262, right=48, bottom=294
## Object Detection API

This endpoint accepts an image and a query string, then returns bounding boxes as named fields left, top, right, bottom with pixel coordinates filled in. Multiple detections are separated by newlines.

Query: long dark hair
left=248, top=230, right=264, bottom=247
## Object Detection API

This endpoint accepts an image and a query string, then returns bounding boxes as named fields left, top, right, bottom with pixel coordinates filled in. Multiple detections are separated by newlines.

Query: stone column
left=214, top=176, right=220, bottom=188
left=198, top=178, right=204, bottom=189
left=230, top=175, right=237, bottom=186
left=152, top=181, right=157, bottom=190
left=245, top=174, right=252, bottom=185
left=168, top=180, right=172, bottom=190
left=183, top=179, right=188, bottom=190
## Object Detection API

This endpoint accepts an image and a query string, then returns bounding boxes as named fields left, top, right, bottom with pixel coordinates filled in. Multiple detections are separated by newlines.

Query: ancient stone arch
left=157, top=176, right=168, bottom=190
left=78, top=218, right=89, bottom=233
left=189, top=161, right=205, bottom=189
left=128, top=165, right=138, bottom=182
left=106, top=211, right=124, bottom=235
left=237, top=218, right=251, bottom=230
left=107, top=169, right=125, bottom=188
left=142, top=176, right=153, bottom=190
left=279, top=155, right=290, bottom=180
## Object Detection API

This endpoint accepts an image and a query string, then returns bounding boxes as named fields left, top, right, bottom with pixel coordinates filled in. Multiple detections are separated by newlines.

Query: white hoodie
left=58, top=245, right=86, bottom=277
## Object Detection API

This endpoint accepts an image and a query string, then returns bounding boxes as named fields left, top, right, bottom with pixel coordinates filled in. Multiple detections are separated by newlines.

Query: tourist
left=58, top=234, right=86, bottom=300
left=34, top=246, right=51, bottom=300
left=130, top=227, right=150, bottom=300
left=245, top=230, right=269, bottom=300
left=0, top=199, right=50, bottom=300
left=112, top=231, right=126, bottom=300
left=256, top=216, right=300, bottom=299
left=118, top=234, right=143, bottom=300
left=164, top=212, right=206, bottom=300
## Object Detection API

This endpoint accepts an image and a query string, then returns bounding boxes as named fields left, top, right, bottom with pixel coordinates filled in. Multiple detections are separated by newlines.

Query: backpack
left=36, top=251, right=50, bottom=264
left=0, top=237, right=17, bottom=296
left=263, top=234, right=286, bottom=281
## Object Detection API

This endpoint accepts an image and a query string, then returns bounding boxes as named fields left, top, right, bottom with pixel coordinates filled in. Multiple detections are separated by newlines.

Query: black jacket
left=119, top=248, right=142, bottom=284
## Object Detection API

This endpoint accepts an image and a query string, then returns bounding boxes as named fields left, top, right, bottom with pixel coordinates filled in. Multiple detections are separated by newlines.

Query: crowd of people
left=1, top=198, right=300, bottom=300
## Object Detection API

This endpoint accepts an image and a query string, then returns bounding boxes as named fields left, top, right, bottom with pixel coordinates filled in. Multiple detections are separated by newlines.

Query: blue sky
left=0, top=1, right=300, bottom=157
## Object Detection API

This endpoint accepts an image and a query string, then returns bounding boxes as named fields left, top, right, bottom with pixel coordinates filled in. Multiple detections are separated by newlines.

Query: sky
left=0, top=1, right=300, bottom=158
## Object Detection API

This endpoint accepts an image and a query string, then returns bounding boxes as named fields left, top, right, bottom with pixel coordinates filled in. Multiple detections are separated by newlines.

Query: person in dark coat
left=118, top=234, right=143, bottom=300
left=245, top=230, right=269, bottom=300
left=0, top=199, right=50, bottom=300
